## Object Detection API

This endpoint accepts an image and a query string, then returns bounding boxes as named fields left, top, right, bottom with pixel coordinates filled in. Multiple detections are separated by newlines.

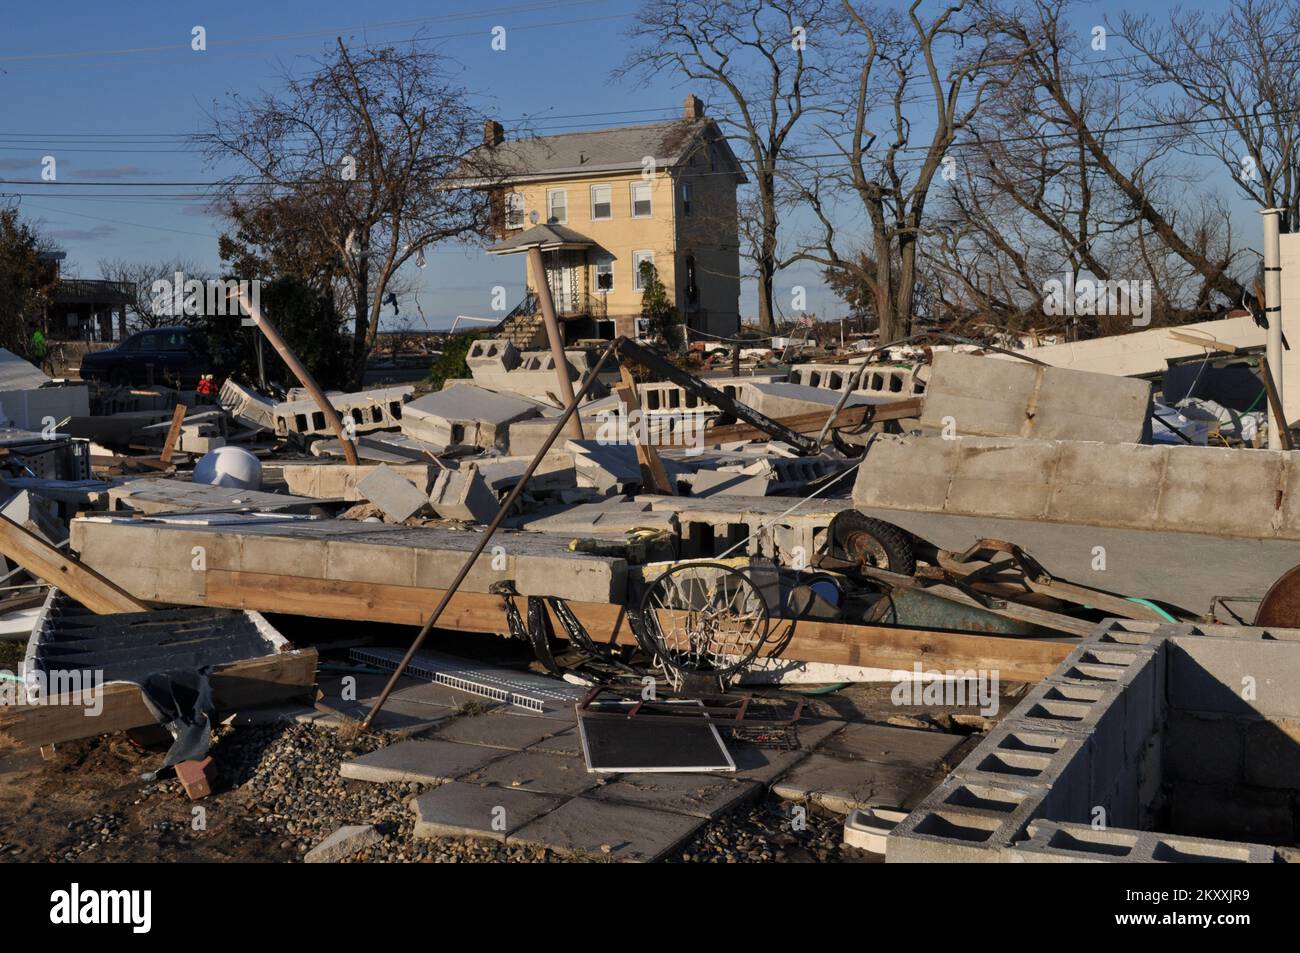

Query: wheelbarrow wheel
left=829, top=511, right=915, bottom=576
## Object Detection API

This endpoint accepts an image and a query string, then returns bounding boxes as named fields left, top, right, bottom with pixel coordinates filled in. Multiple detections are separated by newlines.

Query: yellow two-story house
left=473, top=96, right=746, bottom=344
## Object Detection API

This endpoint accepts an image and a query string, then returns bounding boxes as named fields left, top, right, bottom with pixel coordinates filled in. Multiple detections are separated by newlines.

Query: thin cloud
left=46, top=224, right=117, bottom=241
left=74, top=165, right=148, bottom=180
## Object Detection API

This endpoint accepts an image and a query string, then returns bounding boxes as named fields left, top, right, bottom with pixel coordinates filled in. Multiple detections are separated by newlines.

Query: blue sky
left=0, top=0, right=1243, bottom=330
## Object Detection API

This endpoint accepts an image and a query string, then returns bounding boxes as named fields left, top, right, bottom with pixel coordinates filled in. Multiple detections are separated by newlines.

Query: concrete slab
left=920, top=350, right=1153, bottom=443
left=587, top=773, right=761, bottom=819
left=340, top=739, right=507, bottom=784
left=729, top=718, right=846, bottom=785
left=818, top=723, right=963, bottom=770
left=434, top=711, right=565, bottom=751
left=357, top=464, right=431, bottom=521
left=772, top=753, right=931, bottom=813
left=304, top=824, right=381, bottom=863
left=508, top=796, right=706, bottom=861
left=411, top=781, right=563, bottom=842
left=464, top=749, right=601, bottom=797
left=525, top=726, right=583, bottom=758
left=384, top=681, right=504, bottom=713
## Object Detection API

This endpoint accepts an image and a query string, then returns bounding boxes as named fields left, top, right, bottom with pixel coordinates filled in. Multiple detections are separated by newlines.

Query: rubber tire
left=831, top=511, right=916, bottom=576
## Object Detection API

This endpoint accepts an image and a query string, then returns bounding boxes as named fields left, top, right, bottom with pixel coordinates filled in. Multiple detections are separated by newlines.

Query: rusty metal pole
left=233, top=285, right=359, bottom=466
left=526, top=245, right=585, bottom=440
left=360, top=340, right=619, bottom=730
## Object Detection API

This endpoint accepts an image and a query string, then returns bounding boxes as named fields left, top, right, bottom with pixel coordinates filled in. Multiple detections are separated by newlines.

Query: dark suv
left=78, top=326, right=210, bottom=388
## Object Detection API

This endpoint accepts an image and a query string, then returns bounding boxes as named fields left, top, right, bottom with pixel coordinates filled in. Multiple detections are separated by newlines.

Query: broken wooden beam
left=0, top=515, right=149, bottom=614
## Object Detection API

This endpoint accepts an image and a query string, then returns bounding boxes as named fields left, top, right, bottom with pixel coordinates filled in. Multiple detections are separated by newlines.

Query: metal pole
left=233, top=286, right=359, bottom=466
left=360, top=340, right=619, bottom=730
left=526, top=245, right=585, bottom=440
left=1262, top=208, right=1286, bottom=449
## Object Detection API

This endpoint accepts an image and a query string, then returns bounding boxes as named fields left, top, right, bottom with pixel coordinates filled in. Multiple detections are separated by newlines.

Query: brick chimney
left=484, top=120, right=505, bottom=147
left=683, top=94, right=705, bottom=120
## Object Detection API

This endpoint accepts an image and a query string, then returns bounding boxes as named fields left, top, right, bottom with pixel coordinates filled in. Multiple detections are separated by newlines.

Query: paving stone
left=411, top=781, right=563, bottom=842
left=587, top=773, right=762, bottom=819
left=465, top=749, right=601, bottom=796
left=524, top=726, right=582, bottom=758
left=325, top=698, right=456, bottom=736
left=508, top=796, right=706, bottom=862
left=434, top=711, right=564, bottom=751
left=384, top=681, right=504, bottom=712
left=304, top=824, right=381, bottom=863
left=771, top=753, right=930, bottom=814
left=340, top=739, right=507, bottom=784
left=730, top=718, right=845, bottom=785
left=817, top=722, right=963, bottom=770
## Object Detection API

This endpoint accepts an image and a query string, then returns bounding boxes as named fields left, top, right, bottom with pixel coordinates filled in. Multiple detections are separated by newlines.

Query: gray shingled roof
left=467, top=119, right=746, bottom=185
left=486, top=223, right=595, bottom=255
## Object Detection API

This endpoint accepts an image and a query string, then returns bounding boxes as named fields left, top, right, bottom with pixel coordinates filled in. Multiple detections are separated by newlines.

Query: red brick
left=175, top=756, right=215, bottom=800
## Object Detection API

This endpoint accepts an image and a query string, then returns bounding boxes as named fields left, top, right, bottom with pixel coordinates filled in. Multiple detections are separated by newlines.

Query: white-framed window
left=504, top=192, right=524, bottom=230
left=546, top=188, right=567, bottom=224
left=633, top=249, right=655, bottom=290
left=680, top=180, right=693, bottom=217
left=590, top=185, right=612, bottom=220
left=630, top=180, right=652, bottom=218
left=595, top=254, right=614, bottom=293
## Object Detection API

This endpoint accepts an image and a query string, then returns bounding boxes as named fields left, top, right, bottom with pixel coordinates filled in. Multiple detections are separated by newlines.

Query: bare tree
left=619, top=0, right=834, bottom=333
left=794, top=0, right=1024, bottom=344
left=1122, top=0, right=1300, bottom=228
left=202, top=40, right=498, bottom=387
left=97, top=257, right=211, bottom=331
left=985, top=0, right=1259, bottom=315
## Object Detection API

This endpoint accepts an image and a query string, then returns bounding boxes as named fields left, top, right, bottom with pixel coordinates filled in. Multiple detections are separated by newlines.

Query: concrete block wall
left=852, top=433, right=1300, bottom=542
left=1160, top=626, right=1300, bottom=845
left=273, top=385, right=413, bottom=437
left=786, top=363, right=918, bottom=398
left=888, top=619, right=1300, bottom=862
left=638, top=494, right=856, bottom=564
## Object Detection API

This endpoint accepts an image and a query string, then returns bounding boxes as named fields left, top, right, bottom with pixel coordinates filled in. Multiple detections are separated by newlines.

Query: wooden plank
left=0, top=515, right=149, bottom=614
left=158, top=403, right=187, bottom=466
left=203, top=569, right=1070, bottom=681
left=0, top=648, right=318, bottom=747
left=1168, top=330, right=1240, bottom=354
left=616, top=364, right=675, bottom=494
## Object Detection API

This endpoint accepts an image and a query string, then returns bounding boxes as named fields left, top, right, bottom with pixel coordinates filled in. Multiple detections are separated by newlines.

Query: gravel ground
left=9, top=676, right=970, bottom=863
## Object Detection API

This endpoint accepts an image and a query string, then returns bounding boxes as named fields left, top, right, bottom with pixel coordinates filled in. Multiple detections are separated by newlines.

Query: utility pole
left=1261, top=209, right=1286, bottom=450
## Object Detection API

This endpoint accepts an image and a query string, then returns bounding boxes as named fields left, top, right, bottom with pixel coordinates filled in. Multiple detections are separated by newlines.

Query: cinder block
left=357, top=464, right=431, bottom=522
left=429, top=466, right=498, bottom=523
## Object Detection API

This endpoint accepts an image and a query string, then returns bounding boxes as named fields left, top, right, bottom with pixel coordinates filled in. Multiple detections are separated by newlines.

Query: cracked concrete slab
left=508, top=796, right=705, bottom=862
left=464, top=749, right=601, bottom=797
left=411, top=781, right=563, bottom=842
left=340, top=739, right=507, bottom=785
left=587, top=773, right=762, bottom=819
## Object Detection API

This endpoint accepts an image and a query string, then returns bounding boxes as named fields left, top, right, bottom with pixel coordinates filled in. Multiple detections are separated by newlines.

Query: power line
left=0, top=0, right=617, bottom=63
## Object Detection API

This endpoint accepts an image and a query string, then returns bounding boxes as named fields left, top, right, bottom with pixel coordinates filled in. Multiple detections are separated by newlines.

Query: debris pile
left=2, top=322, right=1297, bottom=864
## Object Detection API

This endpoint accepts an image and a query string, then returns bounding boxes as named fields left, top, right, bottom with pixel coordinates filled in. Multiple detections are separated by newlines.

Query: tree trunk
left=350, top=249, right=370, bottom=390
left=755, top=174, right=779, bottom=334
left=756, top=258, right=776, bottom=334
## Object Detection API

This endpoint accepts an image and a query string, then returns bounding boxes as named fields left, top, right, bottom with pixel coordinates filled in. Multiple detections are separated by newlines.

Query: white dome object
left=193, top=446, right=262, bottom=489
